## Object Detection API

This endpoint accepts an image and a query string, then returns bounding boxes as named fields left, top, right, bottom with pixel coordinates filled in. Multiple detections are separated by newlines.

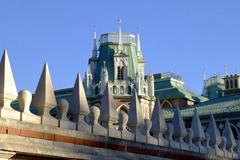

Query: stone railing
left=0, top=49, right=238, bottom=159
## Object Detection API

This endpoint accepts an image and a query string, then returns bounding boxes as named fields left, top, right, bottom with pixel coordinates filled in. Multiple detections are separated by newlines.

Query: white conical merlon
left=0, top=49, right=18, bottom=107
left=172, top=106, right=187, bottom=141
left=127, top=90, right=144, bottom=132
left=99, top=82, right=118, bottom=127
left=72, top=73, right=90, bottom=120
left=191, top=108, right=205, bottom=145
left=222, top=119, right=237, bottom=151
left=151, top=98, right=167, bottom=134
left=32, top=62, right=57, bottom=116
left=206, top=115, right=221, bottom=147
left=151, top=98, right=168, bottom=146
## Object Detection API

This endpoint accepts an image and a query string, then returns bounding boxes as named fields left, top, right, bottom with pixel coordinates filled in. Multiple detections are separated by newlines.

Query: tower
left=88, top=25, right=98, bottom=75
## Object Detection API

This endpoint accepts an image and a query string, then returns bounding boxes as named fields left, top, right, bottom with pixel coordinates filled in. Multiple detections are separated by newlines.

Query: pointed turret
left=99, top=82, right=118, bottom=128
left=151, top=98, right=168, bottom=145
left=191, top=108, right=205, bottom=146
left=172, top=106, right=187, bottom=142
left=136, top=32, right=143, bottom=59
left=92, top=25, right=98, bottom=58
left=32, top=62, right=57, bottom=116
left=206, top=115, right=222, bottom=147
left=127, top=90, right=144, bottom=132
left=71, top=73, right=90, bottom=122
left=117, top=18, right=122, bottom=52
left=222, top=119, right=237, bottom=152
left=84, top=66, right=93, bottom=96
left=0, top=49, right=18, bottom=108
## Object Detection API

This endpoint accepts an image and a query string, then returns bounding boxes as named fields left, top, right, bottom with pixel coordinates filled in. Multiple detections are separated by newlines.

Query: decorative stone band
left=0, top=125, right=213, bottom=160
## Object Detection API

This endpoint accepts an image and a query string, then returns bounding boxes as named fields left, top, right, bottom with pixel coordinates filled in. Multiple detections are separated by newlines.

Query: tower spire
left=224, top=64, right=228, bottom=76
left=92, top=25, right=98, bottom=58
left=136, top=27, right=143, bottom=59
left=117, top=18, right=122, bottom=51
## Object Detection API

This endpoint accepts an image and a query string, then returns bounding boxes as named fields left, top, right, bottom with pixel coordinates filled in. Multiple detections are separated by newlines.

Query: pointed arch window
left=235, top=79, right=238, bottom=88
left=230, top=80, right=234, bottom=89
left=226, top=80, right=229, bottom=89
left=117, top=66, right=124, bottom=80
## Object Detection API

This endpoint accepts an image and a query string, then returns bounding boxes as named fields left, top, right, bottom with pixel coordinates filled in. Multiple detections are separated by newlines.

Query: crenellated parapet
left=0, top=50, right=239, bottom=159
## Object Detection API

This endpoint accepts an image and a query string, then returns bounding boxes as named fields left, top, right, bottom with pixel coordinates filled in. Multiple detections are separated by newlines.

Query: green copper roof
left=93, top=42, right=139, bottom=83
left=163, top=94, right=240, bottom=119
left=154, top=73, right=207, bottom=102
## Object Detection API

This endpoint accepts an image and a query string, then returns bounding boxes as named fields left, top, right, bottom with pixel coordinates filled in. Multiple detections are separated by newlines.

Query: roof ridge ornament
left=117, top=17, right=122, bottom=52
left=136, top=27, right=143, bottom=59
left=92, top=25, right=98, bottom=58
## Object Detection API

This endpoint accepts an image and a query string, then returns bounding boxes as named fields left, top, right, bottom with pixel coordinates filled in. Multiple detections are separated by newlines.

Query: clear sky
left=1, top=0, right=240, bottom=94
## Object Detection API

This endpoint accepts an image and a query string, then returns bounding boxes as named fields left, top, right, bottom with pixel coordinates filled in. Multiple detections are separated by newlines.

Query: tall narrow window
left=235, top=79, right=238, bottom=88
left=226, top=80, right=229, bottom=89
left=117, top=66, right=124, bottom=80
left=230, top=80, right=234, bottom=89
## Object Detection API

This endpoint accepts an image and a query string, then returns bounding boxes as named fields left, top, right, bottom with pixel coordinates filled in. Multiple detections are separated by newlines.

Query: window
left=127, top=86, right=131, bottom=94
left=226, top=80, right=229, bottom=89
left=230, top=80, right=234, bottom=89
left=120, top=86, right=124, bottom=94
left=95, top=87, right=99, bottom=95
left=235, top=79, right=238, bottom=88
left=117, top=66, right=124, bottom=80
left=113, top=86, right=117, bottom=94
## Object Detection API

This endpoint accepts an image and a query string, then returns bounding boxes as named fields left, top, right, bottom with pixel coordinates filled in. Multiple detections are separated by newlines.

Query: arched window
left=113, top=86, right=117, bottom=94
left=117, top=66, right=124, bottom=80
left=127, top=86, right=131, bottom=94
left=95, top=86, right=99, bottom=95
left=143, top=88, right=146, bottom=94
left=120, top=86, right=124, bottom=94
left=230, top=80, right=234, bottom=89
left=162, top=100, right=173, bottom=108
left=226, top=80, right=229, bottom=89
left=235, top=79, right=238, bottom=88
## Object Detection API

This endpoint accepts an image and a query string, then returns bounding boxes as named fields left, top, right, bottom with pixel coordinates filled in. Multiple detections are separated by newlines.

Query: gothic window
left=117, top=66, right=124, bottom=80
left=226, top=80, right=229, bottom=89
left=120, top=86, right=124, bottom=94
left=127, top=86, right=131, bottom=94
left=235, top=79, right=238, bottom=88
left=230, top=80, right=234, bottom=89
left=95, top=86, right=99, bottom=95
left=113, top=86, right=117, bottom=94
left=143, top=88, right=146, bottom=94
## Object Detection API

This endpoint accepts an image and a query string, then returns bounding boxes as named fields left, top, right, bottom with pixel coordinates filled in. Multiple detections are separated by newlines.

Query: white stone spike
left=151, top=98, right=167, bottom=135
left=72, top=73, right=90, bottom=122
left=99, top=82, right=118, bottom=127
left=0, top=49, right=18, bottom=108
left=151, top=98, right=168, bottom=145
left=32, top=62, right=57, bottom=116
left=172, top=106, right=187, bottom=142
left=191, top=108, right=205, bottom=146
left=222, top=119, right=237, bottom=152
left=206, top=115, right=221, bottom=147
left=127, top=89, right=144, bottom=132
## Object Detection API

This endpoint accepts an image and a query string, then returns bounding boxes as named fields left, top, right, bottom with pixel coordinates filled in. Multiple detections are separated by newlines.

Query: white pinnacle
left=32, top=62, right=57, bottom=115
left=0, top=49, right=18, bottom=103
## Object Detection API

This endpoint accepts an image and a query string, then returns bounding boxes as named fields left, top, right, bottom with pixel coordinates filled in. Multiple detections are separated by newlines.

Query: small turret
left=84, top=66, right=93, bottom=96
left=147, top=74, right=154, bottom=98
left=100, top=61, right=109, bottom=93
left=89, top=25, right=98, bottom=75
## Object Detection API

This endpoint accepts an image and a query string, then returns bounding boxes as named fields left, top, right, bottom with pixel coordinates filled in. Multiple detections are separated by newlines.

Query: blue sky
left=0, top=0, right=240, bottom=94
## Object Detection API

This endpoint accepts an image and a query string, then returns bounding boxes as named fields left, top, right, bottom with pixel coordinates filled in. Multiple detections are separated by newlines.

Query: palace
left=0, top=21, right=240, bottom=159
